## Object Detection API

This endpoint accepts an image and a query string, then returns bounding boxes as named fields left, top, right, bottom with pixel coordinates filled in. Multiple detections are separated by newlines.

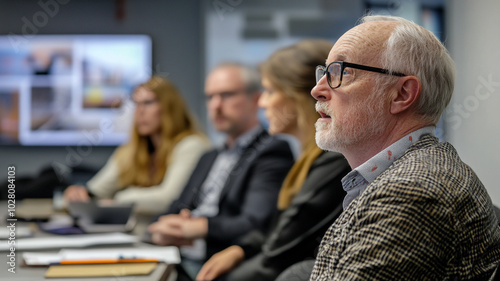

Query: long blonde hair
left=115, top=76, right=204, bottom=188
left=259, top=39, right=333, bottom=210
left=259, top=39, right=332, bottom=152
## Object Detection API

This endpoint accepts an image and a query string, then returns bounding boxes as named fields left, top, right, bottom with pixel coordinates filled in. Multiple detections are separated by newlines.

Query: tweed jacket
left=310, top=135, right=500, bottom=281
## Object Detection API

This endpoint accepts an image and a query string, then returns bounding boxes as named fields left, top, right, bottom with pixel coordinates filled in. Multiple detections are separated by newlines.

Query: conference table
left=0, top=199, right=176, bottom=281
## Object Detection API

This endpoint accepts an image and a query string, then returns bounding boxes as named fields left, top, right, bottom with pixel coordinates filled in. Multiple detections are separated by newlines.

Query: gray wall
left=446, top=0, right=500, bottom=206
left=0, top=0, right=204, bottom=181
left=2, top=0, right=499, bottom=208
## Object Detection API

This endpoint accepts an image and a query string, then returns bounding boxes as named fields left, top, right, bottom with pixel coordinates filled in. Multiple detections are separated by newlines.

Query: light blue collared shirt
left=341, top=126, right=436, bottom=209
left=191, top=126, right=262, bottom=218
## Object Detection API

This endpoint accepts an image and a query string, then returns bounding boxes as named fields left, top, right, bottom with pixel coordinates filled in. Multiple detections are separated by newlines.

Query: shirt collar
left=357, top=126, right=436, bottom=183
left=340, top=126, right=436, bottom=209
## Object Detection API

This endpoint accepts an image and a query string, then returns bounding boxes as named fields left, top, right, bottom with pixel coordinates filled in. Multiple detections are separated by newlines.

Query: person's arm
left=81, top=151, right=121, bottom=199
left=262, top=152, right=349, bottom=263
left=196, top=245, right=245, bottom=281
left=194, top=153, right=347, bottom=281
left=206, top=139, right=294, bottom=242
left=147, top=209, right=198, bottom=247
left=146, top=149, right=217, bottom=244
left=113, top=135, right=211, bottom=214
left=236, top=230, right=267, bottom=258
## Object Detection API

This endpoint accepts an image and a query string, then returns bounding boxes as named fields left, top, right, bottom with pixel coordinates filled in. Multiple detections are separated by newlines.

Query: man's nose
left=208, top=95, right=223, bottom=111
left=311, top=76, right=332, bottom=101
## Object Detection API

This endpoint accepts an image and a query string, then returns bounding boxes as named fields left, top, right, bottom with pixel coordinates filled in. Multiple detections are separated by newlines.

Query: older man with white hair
left=309, top=15, right=500, bottom=280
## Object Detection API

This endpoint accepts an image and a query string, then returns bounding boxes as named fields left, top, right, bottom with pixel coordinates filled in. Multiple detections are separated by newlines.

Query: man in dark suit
left=147, top=62, right=294, bottom=280
left=309, top=14, right=500, bottom=280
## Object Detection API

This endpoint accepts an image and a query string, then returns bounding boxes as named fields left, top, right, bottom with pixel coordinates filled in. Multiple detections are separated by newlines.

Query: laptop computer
left=67, top=201, right=136, bottom=233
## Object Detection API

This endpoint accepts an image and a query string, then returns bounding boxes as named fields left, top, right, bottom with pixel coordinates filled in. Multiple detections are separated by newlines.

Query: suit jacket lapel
left=190, top=150, right=219, bottom=208
left=217, top=129, right=268, bottom=204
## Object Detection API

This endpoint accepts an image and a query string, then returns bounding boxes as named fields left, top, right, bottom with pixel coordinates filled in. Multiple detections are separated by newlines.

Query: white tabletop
left=0, top=200, right=176, bottom=281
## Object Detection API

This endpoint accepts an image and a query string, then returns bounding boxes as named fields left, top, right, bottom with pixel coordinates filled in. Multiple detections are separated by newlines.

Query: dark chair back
left=276, top=259, right=315, bottom=281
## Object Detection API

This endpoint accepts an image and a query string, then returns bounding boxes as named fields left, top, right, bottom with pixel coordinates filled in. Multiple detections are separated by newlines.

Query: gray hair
left=212, top=62, right=262, bottom=95
left=361, top=15, right=456, bottom=125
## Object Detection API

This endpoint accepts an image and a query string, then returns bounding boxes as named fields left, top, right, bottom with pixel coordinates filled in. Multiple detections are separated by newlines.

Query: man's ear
left=390, top=76, right=421, bottom=115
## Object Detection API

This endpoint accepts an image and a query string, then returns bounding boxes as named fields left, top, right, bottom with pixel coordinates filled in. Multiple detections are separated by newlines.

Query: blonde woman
left=64, top=76, right=210, bottom=215
left=196, top=40, right=350, bottom=281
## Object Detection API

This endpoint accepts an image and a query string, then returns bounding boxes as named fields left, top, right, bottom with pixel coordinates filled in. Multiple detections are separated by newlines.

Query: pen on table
left=53, top=258, right=159, bottom=265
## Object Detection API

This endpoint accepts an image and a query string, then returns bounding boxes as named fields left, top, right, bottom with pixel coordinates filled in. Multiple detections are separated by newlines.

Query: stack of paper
left=0, top=225, right=33, bottom=239
left=0, top=232, right=138, bottom=251
left=23, top=246, right=181, bottom=266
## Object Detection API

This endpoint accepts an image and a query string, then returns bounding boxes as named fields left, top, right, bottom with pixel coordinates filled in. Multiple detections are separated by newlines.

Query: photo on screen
left=0, top=34, right=152, bottom=146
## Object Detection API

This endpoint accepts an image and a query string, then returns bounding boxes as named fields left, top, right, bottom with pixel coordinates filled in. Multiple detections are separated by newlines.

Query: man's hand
left=196, top=245, right=245, bottom=281
left=147, top=209, right=209, bottom=246
left=150, top=231, right=194, bottom=247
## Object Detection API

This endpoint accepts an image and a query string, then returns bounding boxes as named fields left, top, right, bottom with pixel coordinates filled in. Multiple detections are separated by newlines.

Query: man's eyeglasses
left=315, top=61, right=406, bottom=89
left=205, top=90, right=247, bottom=102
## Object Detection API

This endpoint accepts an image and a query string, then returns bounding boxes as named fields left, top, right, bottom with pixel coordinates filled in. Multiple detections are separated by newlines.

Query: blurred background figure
left=195, top=39, right=350, bottom=281
left=147, top=63, right=295, bottom=281
left=64, top=76, right=210, bottom=215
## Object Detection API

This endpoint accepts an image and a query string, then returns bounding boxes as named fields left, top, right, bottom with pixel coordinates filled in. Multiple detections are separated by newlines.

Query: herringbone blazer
left=310, top=135, right=500, bottom=281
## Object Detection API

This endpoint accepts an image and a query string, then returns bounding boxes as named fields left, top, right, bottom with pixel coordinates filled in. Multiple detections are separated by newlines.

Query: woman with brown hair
left=195, top=39, right=350, bottom=281
left=64, top=76, right=210, bottom=215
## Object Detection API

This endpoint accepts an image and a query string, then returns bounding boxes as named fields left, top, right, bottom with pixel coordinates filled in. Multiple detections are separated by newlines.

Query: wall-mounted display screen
left=0, top=34, right=152, bottom=146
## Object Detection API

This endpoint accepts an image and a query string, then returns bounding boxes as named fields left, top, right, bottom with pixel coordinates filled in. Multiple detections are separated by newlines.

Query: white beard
left=314, top=94, right=386, bottom=152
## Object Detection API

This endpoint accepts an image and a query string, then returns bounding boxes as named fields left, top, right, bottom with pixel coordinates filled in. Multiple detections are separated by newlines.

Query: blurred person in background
left=64, top=76, right=210, bottom=215
left=196, top=39, right=350, bottom=281
left=147, top=63, right=295, bottom=281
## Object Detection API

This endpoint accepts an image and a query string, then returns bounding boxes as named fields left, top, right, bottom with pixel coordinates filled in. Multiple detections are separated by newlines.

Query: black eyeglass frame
left=316, top=61, right=406, bottom=89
